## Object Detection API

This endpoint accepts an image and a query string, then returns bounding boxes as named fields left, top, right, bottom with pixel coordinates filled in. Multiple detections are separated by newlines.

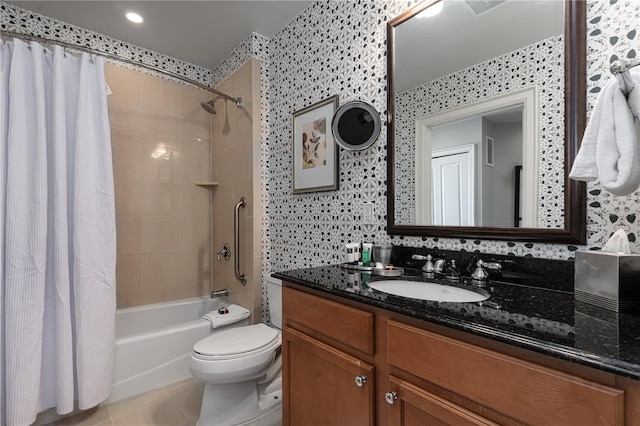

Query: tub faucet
left=210, top=288, right=229, bottom=298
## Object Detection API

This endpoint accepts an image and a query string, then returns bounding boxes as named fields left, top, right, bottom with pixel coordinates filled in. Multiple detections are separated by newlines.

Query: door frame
left=415, top=87, right=538, bottom=227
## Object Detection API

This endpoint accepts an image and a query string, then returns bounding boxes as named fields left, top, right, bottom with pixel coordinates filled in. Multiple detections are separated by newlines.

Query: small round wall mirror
left=331, top=101, right=381, bottom=151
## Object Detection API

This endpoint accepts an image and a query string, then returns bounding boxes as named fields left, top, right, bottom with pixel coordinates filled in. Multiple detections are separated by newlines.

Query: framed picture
left=485, top=136, right=495, bottom=167
left=292, top=95, right=339, bottom=193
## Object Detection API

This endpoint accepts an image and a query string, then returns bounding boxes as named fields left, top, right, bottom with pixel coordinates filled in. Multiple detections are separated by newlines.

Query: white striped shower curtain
left=0, top=38, right=116, bottom=426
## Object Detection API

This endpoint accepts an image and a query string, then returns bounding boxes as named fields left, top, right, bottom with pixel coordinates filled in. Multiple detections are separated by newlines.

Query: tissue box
left=574, top=250, right=640, bottom=313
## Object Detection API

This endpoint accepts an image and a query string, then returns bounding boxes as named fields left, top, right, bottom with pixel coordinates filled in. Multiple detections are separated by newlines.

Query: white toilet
left=190, top=277, right=283, bottom=426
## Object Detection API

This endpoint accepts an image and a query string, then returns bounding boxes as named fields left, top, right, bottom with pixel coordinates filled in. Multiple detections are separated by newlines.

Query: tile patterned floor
left=36, top=378, right=203, bottom=426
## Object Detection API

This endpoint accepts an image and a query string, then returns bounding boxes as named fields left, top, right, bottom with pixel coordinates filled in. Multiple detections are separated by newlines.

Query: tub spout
left=210, top=288, right=229, bottom=298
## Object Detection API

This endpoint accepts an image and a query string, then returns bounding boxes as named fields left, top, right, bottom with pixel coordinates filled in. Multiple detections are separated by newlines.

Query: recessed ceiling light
left=126, top=12, right=144, bottom=24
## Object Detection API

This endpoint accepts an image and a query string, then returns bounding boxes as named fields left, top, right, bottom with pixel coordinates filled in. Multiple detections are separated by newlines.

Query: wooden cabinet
left=283, top=287, right=376, bottom=426
left=284, top=327, right=374, bottom=426
left=282, top=284, right=628, bottom=425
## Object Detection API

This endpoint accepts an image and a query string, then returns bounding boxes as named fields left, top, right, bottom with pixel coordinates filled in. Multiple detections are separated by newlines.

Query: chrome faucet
left=210, top=288, right=229, bottom=298
left=411, top=254, right=436, bottom=276
left=471, top=259, right=502, bottom=282
left=434, top=259, right=460, bottom=281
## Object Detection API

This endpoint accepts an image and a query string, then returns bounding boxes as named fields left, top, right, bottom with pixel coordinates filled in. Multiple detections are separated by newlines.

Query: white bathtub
left=107, top=296, right=239, bottom=403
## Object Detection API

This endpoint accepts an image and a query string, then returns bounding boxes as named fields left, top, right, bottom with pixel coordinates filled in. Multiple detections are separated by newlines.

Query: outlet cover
left=362, top=202, right=374, bottom=224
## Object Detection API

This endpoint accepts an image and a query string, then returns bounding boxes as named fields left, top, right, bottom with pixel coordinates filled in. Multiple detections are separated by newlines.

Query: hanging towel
left=203, top=304, right=250, bottom=329
left=569, top=70, right=640, bottom=196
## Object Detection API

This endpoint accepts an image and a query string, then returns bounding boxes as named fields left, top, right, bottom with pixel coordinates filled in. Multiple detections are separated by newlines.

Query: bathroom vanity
left=275, top=264, right=640, bottom=425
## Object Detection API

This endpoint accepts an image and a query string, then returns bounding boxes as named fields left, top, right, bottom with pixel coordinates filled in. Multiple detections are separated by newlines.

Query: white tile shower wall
left=264, top=0, right=640, bottom=288
left=395, top=36, right=565, bottom=228
left=0, top=2, right=212, bottom=86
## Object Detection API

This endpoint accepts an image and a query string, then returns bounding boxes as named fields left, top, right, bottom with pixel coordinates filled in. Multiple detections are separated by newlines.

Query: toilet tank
left=266, top=276, right=282, bottom=329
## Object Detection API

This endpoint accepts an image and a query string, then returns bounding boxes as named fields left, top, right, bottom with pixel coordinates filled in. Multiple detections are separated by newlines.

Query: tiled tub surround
left=211, top=59, right=264, bottom=321
left=274, top=257, right=640, bottom=380
left=107, top=64, right=213, bottom=308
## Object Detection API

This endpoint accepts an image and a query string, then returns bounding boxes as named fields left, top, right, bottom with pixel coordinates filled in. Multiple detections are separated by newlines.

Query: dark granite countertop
left=273, top=264, right=640, bottom=380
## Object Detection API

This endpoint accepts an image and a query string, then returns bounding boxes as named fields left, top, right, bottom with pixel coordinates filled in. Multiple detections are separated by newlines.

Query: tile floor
left=36, top=378, right=203, bottom=426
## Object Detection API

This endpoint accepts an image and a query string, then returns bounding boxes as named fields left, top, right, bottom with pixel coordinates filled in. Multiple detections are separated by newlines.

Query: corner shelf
left=195, top=182, right=219, bottom=188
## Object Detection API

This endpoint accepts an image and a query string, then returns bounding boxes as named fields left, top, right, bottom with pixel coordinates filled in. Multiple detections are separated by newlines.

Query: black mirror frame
left=386, top=0, right=586, bottom=244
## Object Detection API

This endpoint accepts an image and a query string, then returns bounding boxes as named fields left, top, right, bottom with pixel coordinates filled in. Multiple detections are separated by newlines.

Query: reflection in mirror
left=418, top=103, right=527, bottom=227
left=387, top=0, right=586, bottom=243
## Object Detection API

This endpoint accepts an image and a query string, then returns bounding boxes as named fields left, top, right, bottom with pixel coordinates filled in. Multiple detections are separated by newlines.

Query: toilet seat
left=193, top=323, right=279, bottom=360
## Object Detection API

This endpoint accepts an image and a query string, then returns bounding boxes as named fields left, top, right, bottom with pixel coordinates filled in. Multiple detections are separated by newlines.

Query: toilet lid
left=194, top=323, right=279, bottom=356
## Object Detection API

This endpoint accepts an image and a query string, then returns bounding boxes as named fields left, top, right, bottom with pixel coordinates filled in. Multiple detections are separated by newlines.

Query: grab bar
left=234, top=197, right=247, bottom=285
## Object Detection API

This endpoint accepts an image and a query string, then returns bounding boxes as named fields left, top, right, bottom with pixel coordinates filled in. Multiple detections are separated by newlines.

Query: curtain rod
left=0, top=29, right=243, bottom=107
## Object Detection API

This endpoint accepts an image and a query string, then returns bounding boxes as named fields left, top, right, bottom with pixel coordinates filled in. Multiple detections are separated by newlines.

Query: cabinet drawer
left=388, top=321, right=624, bottom=426
left=283, top=287, right=374, bottom=355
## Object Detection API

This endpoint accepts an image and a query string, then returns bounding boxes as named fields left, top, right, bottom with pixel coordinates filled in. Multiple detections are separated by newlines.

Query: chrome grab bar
left=234, top=197, right=247, bottom=285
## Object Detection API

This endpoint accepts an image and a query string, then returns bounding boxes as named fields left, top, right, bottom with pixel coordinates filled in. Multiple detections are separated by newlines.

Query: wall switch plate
left=362, top=202, right=374, bottom=224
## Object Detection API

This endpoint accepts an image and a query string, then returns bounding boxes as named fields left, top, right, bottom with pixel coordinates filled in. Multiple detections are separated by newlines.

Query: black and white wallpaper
left=394, top=35, right=565, bottom=228
left=263, top=0, right=640, bottom=279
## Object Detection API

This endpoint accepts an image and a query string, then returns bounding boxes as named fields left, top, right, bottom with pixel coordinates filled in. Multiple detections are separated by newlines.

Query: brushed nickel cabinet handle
left=354, top=375, right=367, bottom=387
left=385, top=391, right=398, bottom=404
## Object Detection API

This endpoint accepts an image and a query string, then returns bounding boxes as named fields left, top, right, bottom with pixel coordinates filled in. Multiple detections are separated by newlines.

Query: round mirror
left=331, top=101, right=381, bottom=151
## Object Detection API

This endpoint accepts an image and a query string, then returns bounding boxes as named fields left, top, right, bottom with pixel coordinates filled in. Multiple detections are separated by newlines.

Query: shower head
left=200, top=98, right=218, bottom=114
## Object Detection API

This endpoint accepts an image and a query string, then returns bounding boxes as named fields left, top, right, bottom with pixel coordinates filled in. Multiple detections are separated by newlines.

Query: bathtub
left=107, top=296, right=241, bottom=403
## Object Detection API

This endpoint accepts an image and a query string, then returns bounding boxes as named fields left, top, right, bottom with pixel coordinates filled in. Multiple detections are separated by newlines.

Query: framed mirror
left=387, top=0, right=586, bottom=243
left=332, top=101, right=382, bottom=151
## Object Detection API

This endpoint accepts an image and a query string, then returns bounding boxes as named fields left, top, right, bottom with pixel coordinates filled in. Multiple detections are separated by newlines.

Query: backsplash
left=391, top=246, right=575, bottom=293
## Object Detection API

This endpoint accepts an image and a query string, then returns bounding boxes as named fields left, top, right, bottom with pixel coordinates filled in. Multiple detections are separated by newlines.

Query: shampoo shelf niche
left=195, top=182, right=219, bottom=188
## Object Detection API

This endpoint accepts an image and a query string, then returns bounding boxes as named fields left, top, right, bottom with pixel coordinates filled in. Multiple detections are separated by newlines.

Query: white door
left=431, top=146, right=475, bottom=226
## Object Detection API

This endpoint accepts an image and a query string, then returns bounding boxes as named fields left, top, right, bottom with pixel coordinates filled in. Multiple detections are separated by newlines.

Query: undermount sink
left=366, top=279, right=489, bottom=303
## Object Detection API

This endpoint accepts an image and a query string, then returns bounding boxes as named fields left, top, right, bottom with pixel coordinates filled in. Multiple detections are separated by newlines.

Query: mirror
left=387, top=0, right=586, bottom=243
left=332, top=101, right=381, bottom=151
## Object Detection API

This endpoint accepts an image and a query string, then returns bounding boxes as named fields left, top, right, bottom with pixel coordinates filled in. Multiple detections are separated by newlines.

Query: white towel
left=203, top=304, right=250, bottom=329
left=569, top=70, right=640, bottom=196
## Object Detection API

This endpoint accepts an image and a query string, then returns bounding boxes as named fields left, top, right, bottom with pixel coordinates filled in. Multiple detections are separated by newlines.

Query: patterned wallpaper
left=264, top=0, right=640, bottom=275
left=394, top=36, right=565, bottom=228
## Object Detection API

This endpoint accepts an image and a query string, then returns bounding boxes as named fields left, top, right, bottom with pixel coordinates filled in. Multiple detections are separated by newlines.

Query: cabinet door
left=284, top=327, right=374, bottom=426
left=386, top=376, right=498, bottom=426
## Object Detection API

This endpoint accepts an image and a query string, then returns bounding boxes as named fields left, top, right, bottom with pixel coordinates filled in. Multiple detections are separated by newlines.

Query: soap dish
left=372, top=267, right=403, bottom=277
left=340, top=263, right=374, bottom=272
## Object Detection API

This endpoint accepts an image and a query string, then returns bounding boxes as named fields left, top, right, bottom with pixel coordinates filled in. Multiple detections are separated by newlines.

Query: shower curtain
left=0, top=39, right=116, bottom=426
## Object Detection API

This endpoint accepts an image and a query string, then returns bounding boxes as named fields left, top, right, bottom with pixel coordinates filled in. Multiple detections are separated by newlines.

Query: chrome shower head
left=200, top=99, right=217, bottom=114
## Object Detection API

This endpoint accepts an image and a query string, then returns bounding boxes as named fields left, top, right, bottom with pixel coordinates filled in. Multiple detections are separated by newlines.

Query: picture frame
left=292, top=95, right=339, bottom=193
left=485, top=136, right=495, bottom=167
